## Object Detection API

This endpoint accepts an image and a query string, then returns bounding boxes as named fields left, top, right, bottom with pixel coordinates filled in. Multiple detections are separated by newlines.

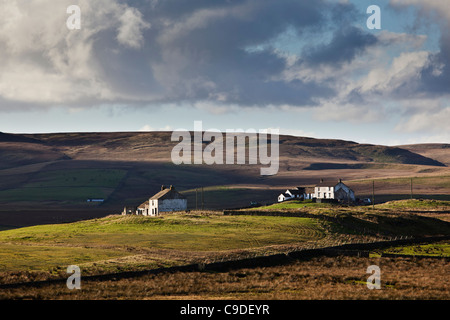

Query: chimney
left=339, top=178, right=342, bottom=183
left=161, top=185, right=165, bottom=191
left=170, top=185, right=174, bottom=190
left=320, top=178, right=323, bottom=183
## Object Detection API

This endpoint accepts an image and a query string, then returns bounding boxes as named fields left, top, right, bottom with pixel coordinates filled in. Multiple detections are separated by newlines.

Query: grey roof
left=138, top=200, right=149, bottom=209
left=150, top=187, right=186, bottom=200
left=304, top=187, right=315, bottom=193
left=315, top=181, right=338, bottom=187
left=287, top=188, right=303, bottom=195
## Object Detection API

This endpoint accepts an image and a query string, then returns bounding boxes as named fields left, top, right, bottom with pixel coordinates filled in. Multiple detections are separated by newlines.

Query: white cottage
left=278, top=187, right=315, bottom=202
left=314, top=179, right=355, bottom=202
left=278, top=188, right=303, bottom=202
left=145, top=185, right=187, bottom=216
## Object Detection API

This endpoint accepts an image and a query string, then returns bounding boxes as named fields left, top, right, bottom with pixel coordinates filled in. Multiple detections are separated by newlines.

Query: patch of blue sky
left=244, top=24, right=334, bottom=58
left=245, top=0, right=440, bottom=71
left=350, top=0, right=440, bottom=52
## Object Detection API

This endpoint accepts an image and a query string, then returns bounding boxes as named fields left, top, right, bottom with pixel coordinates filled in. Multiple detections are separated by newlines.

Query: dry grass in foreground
left=1, top=256, right=448, bottom=300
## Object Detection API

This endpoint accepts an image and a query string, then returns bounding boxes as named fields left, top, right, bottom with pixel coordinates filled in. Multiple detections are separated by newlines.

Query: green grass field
left=251, top=199, right=333, bottom=210
left=381, top=241, right=450, bottom=257
left=0, top=243, right=128, bottom=271
left=0, top=214, right=326, bottom=273
left=0, top=187, right=114, bottom=202
left=249, top=198, right=450, bottom=211
left=1, top=199, right=449, bottom=281
left=235, top=199, right=450, bottom=238
left=376, top=199, right=450, bottom=210
left=0, top=169, right=126, bottom=203
left=25, top=169, right=127, bottom=188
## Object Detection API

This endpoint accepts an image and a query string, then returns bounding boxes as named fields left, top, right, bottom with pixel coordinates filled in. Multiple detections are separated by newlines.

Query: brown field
left=1, top=256, right=448, bottom=300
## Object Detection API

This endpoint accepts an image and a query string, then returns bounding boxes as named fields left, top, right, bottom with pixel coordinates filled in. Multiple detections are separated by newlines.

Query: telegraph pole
left=196, top=188, right=198, bottom=210
left=201, top=187, right=204, bottom=210
left=372, top=180, right=375, bottom=210
left=410, top=178, right=413, bottom=199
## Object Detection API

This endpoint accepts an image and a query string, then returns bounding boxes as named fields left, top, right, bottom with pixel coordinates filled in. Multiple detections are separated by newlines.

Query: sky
left=0, top=0, right=449, bottom=146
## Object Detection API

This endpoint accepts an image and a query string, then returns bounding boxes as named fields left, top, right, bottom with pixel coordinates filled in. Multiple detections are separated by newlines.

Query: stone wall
left=159, top=198, right=187, bottom=212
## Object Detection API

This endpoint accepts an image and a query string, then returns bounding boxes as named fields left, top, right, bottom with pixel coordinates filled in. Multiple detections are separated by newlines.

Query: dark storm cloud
left=388, top=0, right=450, bottom=98
left=301, top=26, right=378, bottom=67
left=0, top=0, right=363, bottom=109
left=125, top=0, right=343, bottom=106
left=418, top=33, right=450, bottom=95
left=2, top=0, right=432, bottom=111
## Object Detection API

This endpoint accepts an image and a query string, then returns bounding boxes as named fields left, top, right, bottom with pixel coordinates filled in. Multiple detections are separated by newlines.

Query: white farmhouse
left=314, top=179, right=355, bottom=202
left=146, top=185, right=187, bottom=216
left=124, top=185, right=188, bottom=216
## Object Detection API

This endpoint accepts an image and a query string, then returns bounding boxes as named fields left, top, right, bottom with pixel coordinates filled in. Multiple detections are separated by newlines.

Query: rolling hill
left=0, top=131, right=449, bottom=227
left=16, top=131, right=446, bottom=166
left=399, top=143, right=450, bottom=167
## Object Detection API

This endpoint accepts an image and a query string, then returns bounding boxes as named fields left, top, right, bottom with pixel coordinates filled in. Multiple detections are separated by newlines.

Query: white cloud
left=358, top=51, right=430, bottom=94
left=0, top=0, right=447, bottom=143
left=274, top=128, right=316, bottom=138
left=193, top=102, right=240, bottom=115
left=390, top=0, right=450, bottom=24
left=397, top=98, right=445, bottom=115
left=408, top=133, right=450, bottom=144
left=139, top=124, right=173, bottom=132
left=311, top=102, right=386, bottom=123
left=0, top=0, right=149, bottom=108
left=274, top=27, right=437, bottom=125
left=377, top=30, right=427, bottom=49
left=395, top=106, right=450, bottom=133
left=117, top=7, right=151, bottom=49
